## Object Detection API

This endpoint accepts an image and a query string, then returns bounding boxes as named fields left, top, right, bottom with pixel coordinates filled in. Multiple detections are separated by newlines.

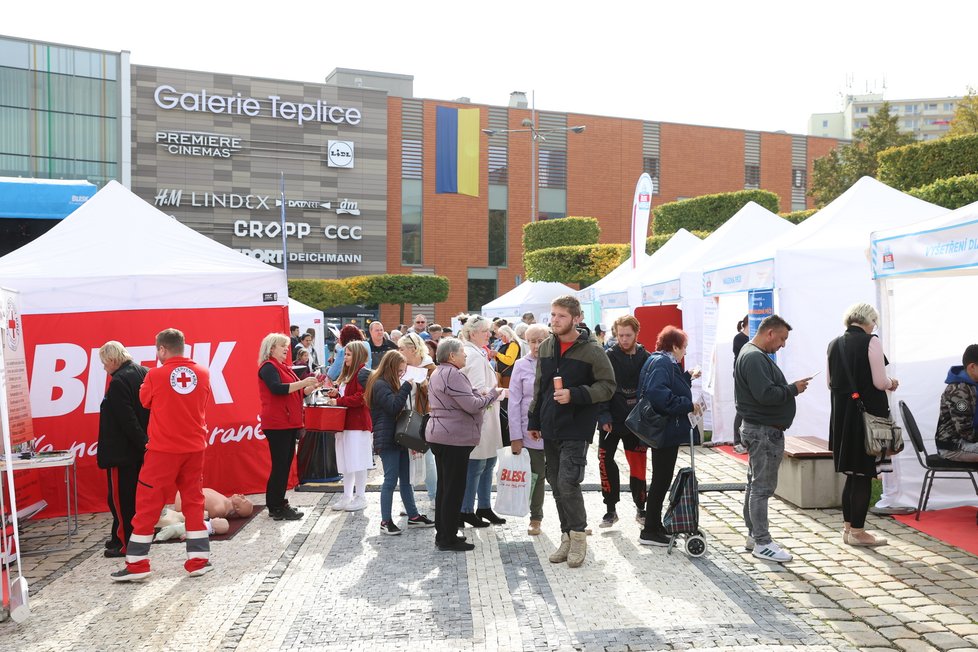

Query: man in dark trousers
left=734, top=314, right=810, bottom=564
left=596, top=315, right=650, bottom=528
left=111, top=328, right=213, bottom=582
left=528, top=295, right=616, bottom=569
left=97, top=341, right=150, bottom=558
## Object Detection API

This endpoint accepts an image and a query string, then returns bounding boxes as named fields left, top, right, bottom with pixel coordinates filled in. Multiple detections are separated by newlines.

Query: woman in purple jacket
left=426, top=338, right=502, bottom=552
left=508, top=323, right=550, bottom=536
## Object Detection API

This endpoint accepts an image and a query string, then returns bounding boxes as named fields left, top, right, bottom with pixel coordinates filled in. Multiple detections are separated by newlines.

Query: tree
left=947, top=87, right=978, bottom=137
left=810, top=102, right=914, bottom=206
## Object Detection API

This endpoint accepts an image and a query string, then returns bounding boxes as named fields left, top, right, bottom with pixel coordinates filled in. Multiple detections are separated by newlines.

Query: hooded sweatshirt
left=935, top=365, right=978, bottom=451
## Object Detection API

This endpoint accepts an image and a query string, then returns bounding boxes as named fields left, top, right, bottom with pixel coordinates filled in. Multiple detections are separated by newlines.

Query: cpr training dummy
left=154, top=489, right=255, bottom=541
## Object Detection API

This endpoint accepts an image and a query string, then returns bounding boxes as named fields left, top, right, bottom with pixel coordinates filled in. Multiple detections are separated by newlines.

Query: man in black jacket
left=528, top=296, right=616, bottom=568
left=97, top=341, right=150, bottom=558
left=597, top=315, right=651, bottom=528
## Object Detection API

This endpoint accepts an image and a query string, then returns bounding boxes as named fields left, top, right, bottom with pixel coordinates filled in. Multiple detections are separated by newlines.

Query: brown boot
left=527, top=520, right=542, bottom=536
left=549, top=533, right=570, bottom=563
left=567, top=530, right=588, bottom=568
left=847, top=527, right=887, bottom=546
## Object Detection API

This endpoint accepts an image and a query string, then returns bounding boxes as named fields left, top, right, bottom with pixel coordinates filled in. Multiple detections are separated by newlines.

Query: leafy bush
left=652, top=190, right=780, bottom=235
left=878, top=134, right=978, bottom=191
left=288, top=279, right=352, bottom=309
left=288, top=275, right=449, bottom=313
left=522, top=216, right=599, bottom=253
left=645, top=230, right=712, bottom=255
left=525, top=244, right=629, bottom=286
left=779, top=209, right=817, bottom=224
left=908, top=173, right=978, bottom=209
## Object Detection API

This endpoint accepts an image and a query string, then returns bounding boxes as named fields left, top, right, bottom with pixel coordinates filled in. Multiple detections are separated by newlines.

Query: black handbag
left=624, top=357, right=671, bottom=448
left=394, top=404, right=430, bottom=452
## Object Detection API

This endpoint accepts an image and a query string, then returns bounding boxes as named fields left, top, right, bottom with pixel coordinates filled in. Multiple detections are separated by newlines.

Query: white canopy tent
left=871, top=200, right=978, bottom=510
left=288, top=297, right=326, bottom=366
left=0, top=180, right=290, bottom=514
left=482, top=280, right=574, bottom=324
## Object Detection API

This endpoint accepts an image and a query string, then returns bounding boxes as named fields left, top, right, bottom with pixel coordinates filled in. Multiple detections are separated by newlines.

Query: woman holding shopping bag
left=507, top=323, right=550, bottom=535
left=458, top=315, right=506, bottom=528
left=398, top=332, right=438, bottom=507
left=322, top=341, right=372, bottom=512
left=427, top=338, right=502, bottom=551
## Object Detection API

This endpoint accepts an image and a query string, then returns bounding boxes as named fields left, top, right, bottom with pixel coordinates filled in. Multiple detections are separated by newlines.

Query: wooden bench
left=776, top=436, right=844, bottom=508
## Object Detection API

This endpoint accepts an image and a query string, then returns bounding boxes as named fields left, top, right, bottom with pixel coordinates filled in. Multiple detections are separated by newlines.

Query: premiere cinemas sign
left=153, top=85, right=363, bottom=127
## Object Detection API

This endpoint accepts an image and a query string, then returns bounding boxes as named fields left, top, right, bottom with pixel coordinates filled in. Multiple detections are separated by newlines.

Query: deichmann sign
left=153, top=85, right=363, bottom=127
left=234, top=249, right=363, bottom=264
left=156, top=131, right=242, bottom=158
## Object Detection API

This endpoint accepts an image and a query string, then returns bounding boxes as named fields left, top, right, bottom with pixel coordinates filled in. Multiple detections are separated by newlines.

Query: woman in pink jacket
left=426, top=338, right=502, bottom=552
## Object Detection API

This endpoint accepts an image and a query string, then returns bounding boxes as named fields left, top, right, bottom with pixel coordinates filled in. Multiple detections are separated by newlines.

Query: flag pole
left=280, top=172, right=288, bottom=277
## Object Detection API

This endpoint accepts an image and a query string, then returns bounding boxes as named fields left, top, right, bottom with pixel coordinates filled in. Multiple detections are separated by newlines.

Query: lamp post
left=482, top=93, right=585, bottom=223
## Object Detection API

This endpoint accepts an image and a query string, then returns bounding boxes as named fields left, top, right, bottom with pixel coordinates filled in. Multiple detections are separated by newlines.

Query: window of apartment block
left=744, top=164, right=760, bottom=189
left=905, top=104, right=917, bottom=114
left=857, top=106, right=869, bottom=114
left=926, top=103, right=937, bottom=111
left=822, top=119, right=829, bottom=127
left=488, top=184, right=507, bottom=267
left=642, top=156, right=660, bottom=193
left=944, top=102, right=955, bottom=111
left=904, top=119, right=916, bottom=129
left=401, top=179, right=423, bottom=265
left=792, top=168, right=807, bottom=189
left=467, top=268, right=497, bottom=312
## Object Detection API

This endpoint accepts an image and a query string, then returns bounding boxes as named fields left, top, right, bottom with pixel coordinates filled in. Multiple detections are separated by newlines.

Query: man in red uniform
left=111, top=328, right=213, bottom=581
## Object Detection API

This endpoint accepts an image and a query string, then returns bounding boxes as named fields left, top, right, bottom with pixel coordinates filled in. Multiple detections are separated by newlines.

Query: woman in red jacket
left=258, top=333, right=321, bottom=521
left=323, top=341, right=373, bottom=511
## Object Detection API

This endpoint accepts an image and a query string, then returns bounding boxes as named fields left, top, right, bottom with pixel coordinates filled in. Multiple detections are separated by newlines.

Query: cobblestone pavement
left=1, top=446, right=977, bottom=651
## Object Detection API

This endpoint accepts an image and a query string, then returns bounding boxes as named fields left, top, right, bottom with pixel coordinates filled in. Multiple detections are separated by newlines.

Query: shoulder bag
left=837, top=336, right=903, bottom=456
left=625, top=355, right=671, bottom=449
left=394, top=394, right=430, bottom=452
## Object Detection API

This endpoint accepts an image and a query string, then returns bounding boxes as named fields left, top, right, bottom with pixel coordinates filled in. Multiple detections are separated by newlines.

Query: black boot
left=476, top=508, right=507, bottom=525
left=460, top=512, right=490, bottom=528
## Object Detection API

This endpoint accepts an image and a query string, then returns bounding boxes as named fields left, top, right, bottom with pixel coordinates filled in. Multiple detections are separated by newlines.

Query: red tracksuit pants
left=124, top=450, right=209, bottom=573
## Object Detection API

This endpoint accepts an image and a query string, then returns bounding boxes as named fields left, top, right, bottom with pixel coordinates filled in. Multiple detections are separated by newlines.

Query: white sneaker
left=744, top=535, right=754, bottom=551
left=331, top=497, right=351, bottom=511
left=345, top=495, right=368, bottom=512
left=752, top=541, right=792, bottom=563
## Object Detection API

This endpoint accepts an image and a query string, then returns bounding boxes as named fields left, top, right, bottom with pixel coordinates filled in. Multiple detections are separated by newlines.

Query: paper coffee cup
left=553, top=376, right=563, bottom=390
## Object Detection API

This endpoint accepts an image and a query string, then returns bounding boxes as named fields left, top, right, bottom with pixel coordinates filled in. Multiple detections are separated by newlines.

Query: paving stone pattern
left=1, top=446, right=976, bottom=651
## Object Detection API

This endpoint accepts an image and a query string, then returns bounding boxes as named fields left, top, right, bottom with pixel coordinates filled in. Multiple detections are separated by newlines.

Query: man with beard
left=528, top=295, right=616, bottom=568
left=596, top=315, right=651, bottom=528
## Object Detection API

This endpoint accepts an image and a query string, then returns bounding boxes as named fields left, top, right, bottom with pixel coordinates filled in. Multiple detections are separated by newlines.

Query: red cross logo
left=169, top=366, right=198, bottom=394
left=175, top=372, right=193, bottom=388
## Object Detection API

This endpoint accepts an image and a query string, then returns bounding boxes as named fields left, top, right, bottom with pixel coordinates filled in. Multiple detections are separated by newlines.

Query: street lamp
left=482, top=94, right=585, bottom=223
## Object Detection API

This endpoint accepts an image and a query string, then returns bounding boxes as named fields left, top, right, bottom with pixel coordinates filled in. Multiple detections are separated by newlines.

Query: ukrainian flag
left=436, top=106, right=479, bottom=197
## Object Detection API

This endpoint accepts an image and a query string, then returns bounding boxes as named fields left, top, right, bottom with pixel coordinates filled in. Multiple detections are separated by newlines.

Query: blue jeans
left=424, top=448, right=438, bottom=503
left=461, top=456, right=497, bottom=513
left=741, top=422, right=784, bottom=546
left=378, top=447, right=419, bottom=523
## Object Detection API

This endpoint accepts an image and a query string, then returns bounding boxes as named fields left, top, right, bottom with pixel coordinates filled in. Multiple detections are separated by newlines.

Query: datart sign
left=233, top=249, right=363, bottom=264
left=153, top=189, right=360, bottom=215
left=153, top=85, right=363, bottom=127
left=156, top=131, right=242, bottom=158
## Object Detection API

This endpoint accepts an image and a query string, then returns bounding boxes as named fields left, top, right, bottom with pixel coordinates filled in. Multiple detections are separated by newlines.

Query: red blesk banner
left=23, top=305, right=290, bottom=516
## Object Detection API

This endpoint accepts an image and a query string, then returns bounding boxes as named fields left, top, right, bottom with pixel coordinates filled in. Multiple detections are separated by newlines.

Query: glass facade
left=0, top=37, right=120, bottom=187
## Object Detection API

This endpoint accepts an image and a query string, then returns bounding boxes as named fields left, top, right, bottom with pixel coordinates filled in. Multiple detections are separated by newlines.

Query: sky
left=5, top=1, right=976, bottom=135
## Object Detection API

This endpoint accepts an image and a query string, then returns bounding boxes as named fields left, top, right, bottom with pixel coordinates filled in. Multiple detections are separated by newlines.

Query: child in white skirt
left=325, top=340, right=374, bottom=511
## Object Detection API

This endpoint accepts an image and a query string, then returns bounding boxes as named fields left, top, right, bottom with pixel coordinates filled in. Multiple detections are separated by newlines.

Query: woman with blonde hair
left=494, top=325, right=525, bottom=389
left=458, top=315, right=506, bottom=527
left=399, top=332, right=438, bottom=505
left=257, top=333, right=321, bottom=520
left=365, top=350, right=433, bottom=535
left=323, top=341, right=373, bottom=512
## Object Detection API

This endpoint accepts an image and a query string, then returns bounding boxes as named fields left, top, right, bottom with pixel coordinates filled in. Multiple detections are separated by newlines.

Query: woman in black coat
left=732, top=315, right=749, bottom=453
left=637, top=326, right=701, bottom=547
left=827, top=303, right=899, bottom=547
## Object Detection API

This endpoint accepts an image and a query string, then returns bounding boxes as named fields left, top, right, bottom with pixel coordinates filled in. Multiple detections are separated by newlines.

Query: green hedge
left=779, top=209, right=817, bottom=224
left=878, top=133, right=978, bottom=191
left=645, top=230, right=712, bottom=255
left=908, top=173, right=978, bottom=209
left=289, top=274, right=449, bottom=311
left=522, top=216, right=600, bottom=253
left=652, top=189, right=780, bottom=235
left=525, top=244, right=629, bottom=286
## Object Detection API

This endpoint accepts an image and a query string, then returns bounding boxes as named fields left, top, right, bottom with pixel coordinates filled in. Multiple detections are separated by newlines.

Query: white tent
left=775, top=178, right=946, bottom=445
left=288, top=297, right=326, bottom=365
left=871, top=200, right=978, bottom=510
left=0, top=180, right=290, bottom=514
left=482, top=280, right=574, bottom=323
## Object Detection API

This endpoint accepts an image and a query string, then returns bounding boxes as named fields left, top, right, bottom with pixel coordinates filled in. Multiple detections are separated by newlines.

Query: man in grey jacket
left=734, top=315, right=810, bottom=563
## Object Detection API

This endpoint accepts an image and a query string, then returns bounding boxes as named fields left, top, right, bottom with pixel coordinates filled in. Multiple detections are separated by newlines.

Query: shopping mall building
left=0, top=35, right=842, bottom=325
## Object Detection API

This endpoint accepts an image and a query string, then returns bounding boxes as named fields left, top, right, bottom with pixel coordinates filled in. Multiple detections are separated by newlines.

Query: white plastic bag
left=493, top=447, right=532, bottom=517
left=408, top=449, right=426, bottom=486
